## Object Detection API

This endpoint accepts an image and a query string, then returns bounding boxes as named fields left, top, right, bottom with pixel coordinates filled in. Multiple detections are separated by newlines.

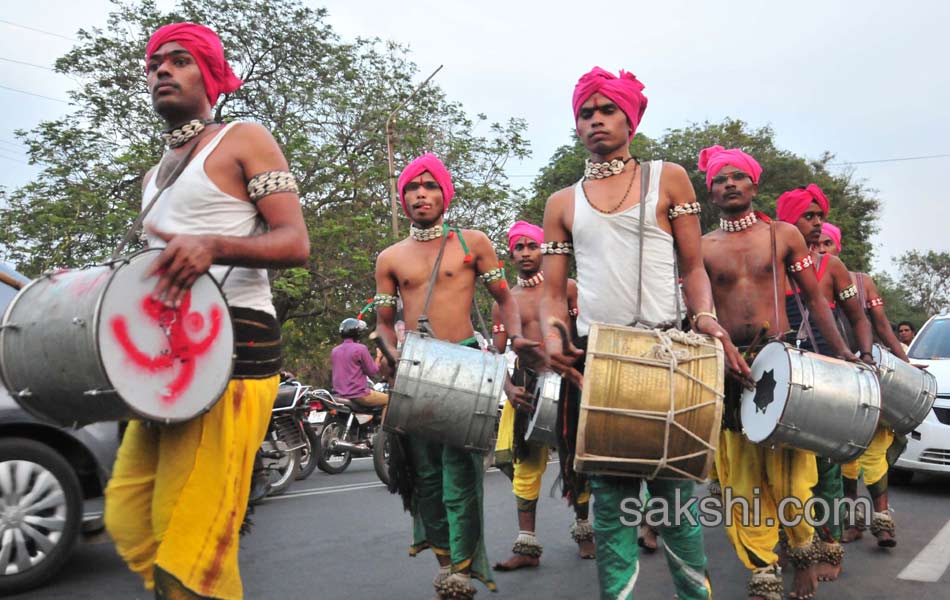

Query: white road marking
left=898, top=517, right=950, bottom=582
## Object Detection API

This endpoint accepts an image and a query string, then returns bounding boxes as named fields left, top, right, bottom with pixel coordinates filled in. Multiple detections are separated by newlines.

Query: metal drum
left=385, top=331, right=506, bottom=452
left=741, top=342, right=880, bottom=463
left=525, top=371, right=560, bottom=447
left=575, top=323, right=724, bottom=481
left=0, top=249, right=234, bottom=426
left=872, top=344, right=937, bottom=434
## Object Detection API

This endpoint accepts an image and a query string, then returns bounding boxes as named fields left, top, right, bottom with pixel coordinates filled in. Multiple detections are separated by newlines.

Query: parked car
left=0, top=262, right=120, bottom=594
left=891, top=312, right=950, bottom=483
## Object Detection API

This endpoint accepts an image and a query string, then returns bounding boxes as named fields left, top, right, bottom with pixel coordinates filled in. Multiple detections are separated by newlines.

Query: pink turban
left=821, top=222, right=842, bottom=252
left=697, top=145, right=763, bottom=190
left=397, top=153, right=455, bottom=216
left=507, top=221, right=543, bottom=253
left=572, top=67, right=648, bottom=140
left=146, top=22, right=243, bottom=107
left=776, top=184, right=830, bottom=223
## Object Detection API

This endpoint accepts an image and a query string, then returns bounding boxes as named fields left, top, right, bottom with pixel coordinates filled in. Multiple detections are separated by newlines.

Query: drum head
left=741, top=341, right=791, bottom=443
left=526, top=372, right=559, bottom=441
left=97, top=251, right=234, bottom=422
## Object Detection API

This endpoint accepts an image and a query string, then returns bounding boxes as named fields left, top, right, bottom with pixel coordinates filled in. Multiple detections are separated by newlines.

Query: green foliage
left=871, top=271, right=930, bottom=331
left=890, top=250, right=950, bottom=318
left=0, top=0, right=529, bottom=385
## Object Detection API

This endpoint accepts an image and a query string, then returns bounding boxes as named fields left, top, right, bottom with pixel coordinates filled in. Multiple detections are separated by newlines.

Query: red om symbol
left=110, top=292, right=222, bottom=404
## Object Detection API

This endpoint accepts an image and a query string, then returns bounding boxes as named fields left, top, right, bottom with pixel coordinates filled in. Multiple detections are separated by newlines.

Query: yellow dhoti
left=716, top=429, right=818, bottom=570
left=841, top=426, right=893, bottom=487
left=105, top=376, right=278, bottom=599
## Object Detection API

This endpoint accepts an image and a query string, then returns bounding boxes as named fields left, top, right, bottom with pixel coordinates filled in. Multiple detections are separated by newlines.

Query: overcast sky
left=1, top=0, right=947, bottom=274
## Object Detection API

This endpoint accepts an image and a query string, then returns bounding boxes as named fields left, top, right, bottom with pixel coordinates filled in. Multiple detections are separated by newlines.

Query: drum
left=525, top=371, right=560, bottom=447
left=741, top=342, right=880, bottom=463
left=385, top=332, right=506, bottom=452
left=872, top=344, right=937, bottom=434
left=574, top=323, right=724, bottom=481
left=0, top=249, right=234, bottom=426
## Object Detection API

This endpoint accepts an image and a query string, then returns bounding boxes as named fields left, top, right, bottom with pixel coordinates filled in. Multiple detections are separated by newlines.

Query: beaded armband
left=787, top=255, right=814, bottom=273
left=540, top=241, right=573, bottom=255
left=568, top=307, right=579, bottom=318
left=838, top=283, right=858, bottom=301
left=491, top=324, right=505, bottom=334
left=480, top=267, right=506, bottom=285
left=668, top=202, right=702, bottom=221
left=373, top=293, right=398, bottom=308
left=247, top=170, right=299, bottom=203
left=866, top=297, right=884, bottom=309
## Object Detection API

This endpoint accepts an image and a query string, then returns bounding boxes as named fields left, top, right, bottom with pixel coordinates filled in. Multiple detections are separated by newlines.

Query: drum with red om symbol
left=0, top=249, right=234, bottom=426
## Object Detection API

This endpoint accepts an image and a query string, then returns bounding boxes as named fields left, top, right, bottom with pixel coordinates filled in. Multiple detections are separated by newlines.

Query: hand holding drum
left=545, top=317, right=584, bottom=388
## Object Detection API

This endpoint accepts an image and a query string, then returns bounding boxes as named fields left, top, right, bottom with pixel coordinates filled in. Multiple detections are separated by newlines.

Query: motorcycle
left=249, top=377, right=320, bottom=504
left=312, top=382, right=390, bottom=485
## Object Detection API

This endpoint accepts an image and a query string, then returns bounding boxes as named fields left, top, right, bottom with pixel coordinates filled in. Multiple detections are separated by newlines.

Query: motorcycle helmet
left=340, top=317, right=367, bottom=339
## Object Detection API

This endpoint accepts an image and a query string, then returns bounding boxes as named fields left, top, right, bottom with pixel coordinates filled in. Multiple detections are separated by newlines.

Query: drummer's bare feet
left=577, top=538, right=596, bottom=559
left=493, top=554, right=539, bottom=571
left=638, top=525, right=659, bottom=553
left=841, top=526, right=863, bottom=543
left=748, top=565, right=783, bottom=600
left=788, top=563, right=818, bottom=599
left=571, top=518, right=595, bottom=559
left=871, top=511, right=897, bottom=548
left=814, top=541, right=843, bottom=582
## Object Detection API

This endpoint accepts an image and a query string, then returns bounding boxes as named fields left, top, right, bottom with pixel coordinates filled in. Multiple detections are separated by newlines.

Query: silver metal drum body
left=386, top=332, right=506, bottom=452
left=741, top=342, right=881, bottom=463
left=526, top=372, right=560, bottom=447
left=873, top=344, right=937, bottom=434
left=0, top=250, right=234, bottom=427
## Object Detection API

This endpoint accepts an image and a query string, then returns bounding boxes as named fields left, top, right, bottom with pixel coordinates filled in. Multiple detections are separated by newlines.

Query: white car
left=892, top=313, right=950, bottom=482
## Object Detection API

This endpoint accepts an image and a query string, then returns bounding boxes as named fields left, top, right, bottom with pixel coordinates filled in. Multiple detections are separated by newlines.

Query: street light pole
left=386, top=64, right=443, bottom=238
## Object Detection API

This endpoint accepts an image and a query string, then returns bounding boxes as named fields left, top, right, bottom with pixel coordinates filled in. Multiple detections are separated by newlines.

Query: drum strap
left=416, top=226, right=451, bottom=336
left=769, top=220, right=781, bottom=337
left=792, top=281, right=819, bottom=351
left=112, top=138, right=202, bottom=260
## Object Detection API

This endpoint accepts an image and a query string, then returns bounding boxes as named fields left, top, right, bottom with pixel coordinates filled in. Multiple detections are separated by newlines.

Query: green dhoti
left=407, top=435, right=496, bottom=592
left=591, top=476, right=710, bottom=600
left=812, top=457, right=845, bottom=542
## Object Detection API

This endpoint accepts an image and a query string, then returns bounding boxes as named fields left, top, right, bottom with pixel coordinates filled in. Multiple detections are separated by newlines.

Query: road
left=19, top=458, right=950, bottom=599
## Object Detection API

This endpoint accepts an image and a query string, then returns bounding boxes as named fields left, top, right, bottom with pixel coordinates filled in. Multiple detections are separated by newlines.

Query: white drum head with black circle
left=741, top=341, right=792, bottom=443
left=98, top=251, right=234, bottom=422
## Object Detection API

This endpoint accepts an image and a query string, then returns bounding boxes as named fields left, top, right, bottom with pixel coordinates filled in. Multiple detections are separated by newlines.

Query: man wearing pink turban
left=105, top=22, right=309, bottom=600
left=490, top=221, right=593, bottom=570
left=375, top=156, right=545, bottom=599
left=817, top=223, right=909, bottom=550
left=541, top=68, right=753, bottom=600
left=777, top=185, right=875, bottom=581
left=699, top=145, right=856, bottom=599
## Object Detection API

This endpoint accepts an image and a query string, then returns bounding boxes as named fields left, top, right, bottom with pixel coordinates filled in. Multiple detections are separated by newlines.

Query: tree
left=521, top=119, right=881, bottom=272
left=891, top=250, right=950, bottom=318
left=0, top=0, right=529, bottom=383
left=870, top=271, right=930, bottom=330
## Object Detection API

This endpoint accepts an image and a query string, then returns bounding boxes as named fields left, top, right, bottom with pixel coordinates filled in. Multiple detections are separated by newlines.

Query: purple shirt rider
left=330, top=338, right=379, bottom=398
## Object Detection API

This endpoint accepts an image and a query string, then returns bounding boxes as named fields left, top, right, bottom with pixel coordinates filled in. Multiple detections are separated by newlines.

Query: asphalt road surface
left=19, top=458, right=950, bottom=599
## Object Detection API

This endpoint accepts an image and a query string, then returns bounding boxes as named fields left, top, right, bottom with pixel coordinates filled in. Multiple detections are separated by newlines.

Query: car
left=0, top=262, right=120, bottom=595
left=891, top=312, right=950, bottom=483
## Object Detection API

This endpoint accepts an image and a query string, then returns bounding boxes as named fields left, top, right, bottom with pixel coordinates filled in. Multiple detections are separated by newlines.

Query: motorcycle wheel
left=266, top=449, right=300, bottom=497
left=295, top=422, right=320, bottom=481
left=317, top=421, right=353, bottom=474
left=373, top=429, right=391, bottom=486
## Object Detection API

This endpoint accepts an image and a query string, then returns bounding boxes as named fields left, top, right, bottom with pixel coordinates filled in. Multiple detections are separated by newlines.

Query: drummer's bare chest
left=394, top=245, right=475, bottom=293
left=512, top=287, right=542, bottom=324
left=706, top=232, right=776, bottom=288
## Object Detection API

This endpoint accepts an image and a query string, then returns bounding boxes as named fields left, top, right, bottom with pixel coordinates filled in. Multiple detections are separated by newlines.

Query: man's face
left=510, top=235, right=542, bottom=276
left=404, top=172, right=444, bottom=226
left=710, top=165, right=757, bottom=213
left=794, top=201, right=825, bottom=244
left=576, top=93, right=630, bottom=156
left=816, top=233, right=839, bottom=256
left=146, top=41, right=209, bottom=118
left=898, top=324, right=915, bottom=344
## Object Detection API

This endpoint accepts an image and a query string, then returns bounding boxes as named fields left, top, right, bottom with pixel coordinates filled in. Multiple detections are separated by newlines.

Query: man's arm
left=373, top=249, right=399, bottom=375
left=782, top=227, right=853, bottom=359
left=663, top=164, right=750, bottom=378
left=567, top=278, right=580, bottom=338
left=828, top=256, right=874, bottom=362
left=862, top=274, right=909, bottom=361
left=540, top=189, right=583, bottom=385
left=359, top=343, right=380, bottom=378
left=149, top=124, right=310, bottom=306
left=490, top=301, right=508, bottom=352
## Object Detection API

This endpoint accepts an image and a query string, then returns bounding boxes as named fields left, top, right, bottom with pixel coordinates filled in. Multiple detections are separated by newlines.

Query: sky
left=1, top=0, right=947, bottom=275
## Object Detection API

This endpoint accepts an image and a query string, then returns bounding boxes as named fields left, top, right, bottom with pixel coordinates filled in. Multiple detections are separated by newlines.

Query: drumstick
left=0, top=271, right=24, bottom=291
left=547, top=317, right=572, bottom=354
left=743, top=322, right=770, bottom=362
left=368, top=332, right=398, bottom=368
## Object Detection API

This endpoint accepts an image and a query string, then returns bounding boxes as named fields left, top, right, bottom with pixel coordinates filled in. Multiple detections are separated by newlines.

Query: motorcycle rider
left=331, top=318, right=388, bottom=406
